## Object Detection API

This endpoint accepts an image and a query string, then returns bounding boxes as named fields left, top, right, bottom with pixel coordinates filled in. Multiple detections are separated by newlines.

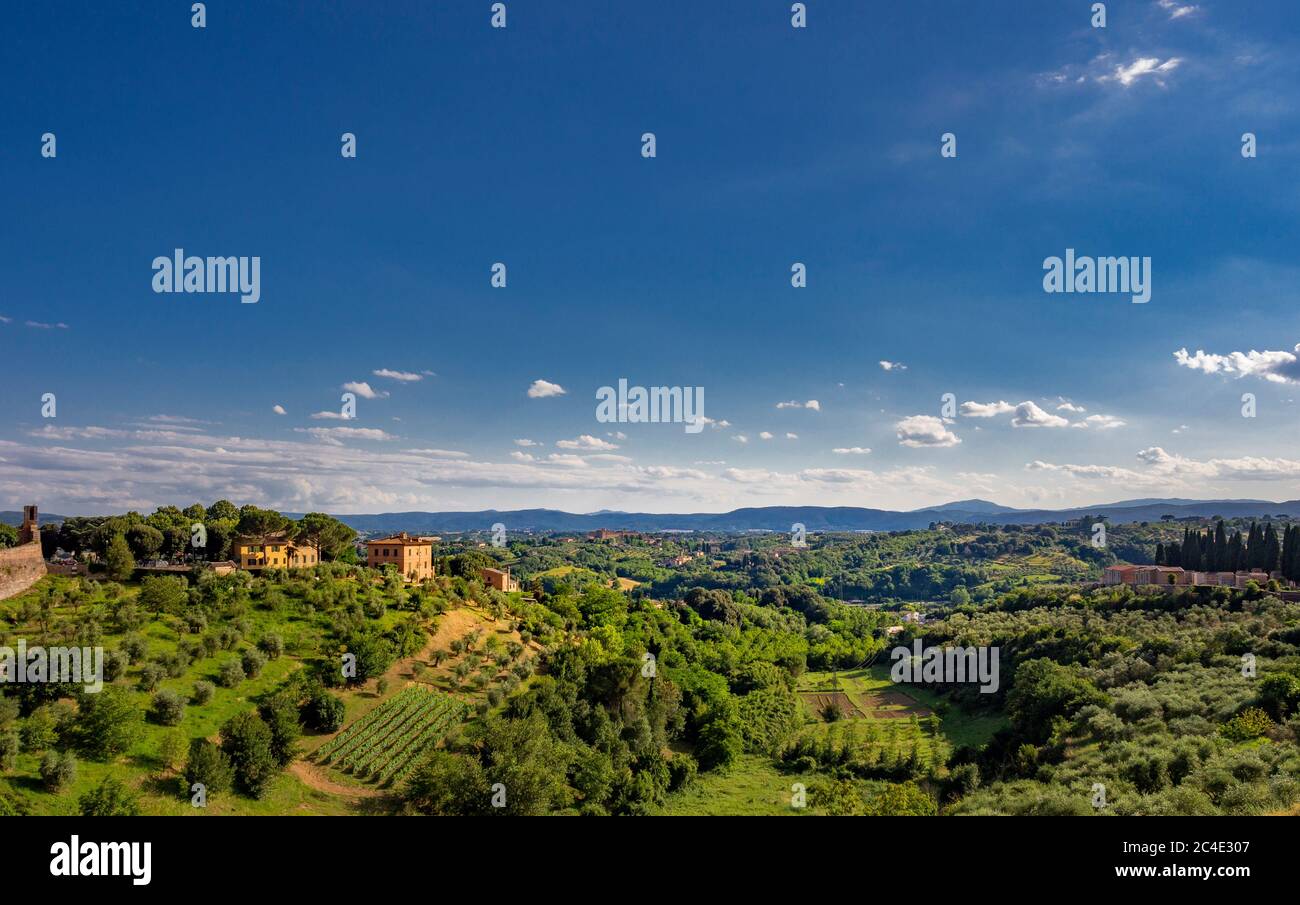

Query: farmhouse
left=233, top=533, right=318, bottom=571
left=366, top=532, right=434, bottom=581
left=480, top=566, right=519, bottom=592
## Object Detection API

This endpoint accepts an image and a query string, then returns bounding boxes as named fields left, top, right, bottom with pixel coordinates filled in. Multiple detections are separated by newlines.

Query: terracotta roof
left=367, top=532, right=433, bottom=546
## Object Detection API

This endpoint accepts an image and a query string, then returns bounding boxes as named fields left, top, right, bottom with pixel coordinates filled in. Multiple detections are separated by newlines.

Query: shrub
left=120, top=634, right=148, bottom=663
left=240, top=648, right=268, bottom=679
left=150, top=689, right=186, bottom=726
left=302, top=689, right=345, bottom=732
left=217, top=659, right=246, bottom=688
left=184, top=738, right=234, bottom=797
left=78, top=777, right=139, bottom=816
left=137, top=663, right=166, bottom=693
left=39, top=750, right=77, bottom=792
left=220, top=711, right=278, bottom=798
left=0, top=732, right=18, bottom=771
left=258, top=694, right=301, bottom=767
left=1220, top=707, right=1273, bottom=742
left=192, top=680, right=215, bottom=705
left=102, top=649, right=130, bottom=682
left=158, top=730, right=187, bottom=772
left=72, top=687, right=140, bottom=760
left=258, top=633, right=284, bottom=660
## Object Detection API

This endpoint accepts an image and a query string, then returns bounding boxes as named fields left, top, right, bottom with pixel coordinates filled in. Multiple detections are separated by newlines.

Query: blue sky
left=4, top=1, right=1300, bottom=515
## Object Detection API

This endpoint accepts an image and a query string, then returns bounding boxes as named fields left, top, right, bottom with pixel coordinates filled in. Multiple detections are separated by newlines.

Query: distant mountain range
left=9, top=499, right=1300, bottom=535
left=296, top=498, right=1300, bottom=534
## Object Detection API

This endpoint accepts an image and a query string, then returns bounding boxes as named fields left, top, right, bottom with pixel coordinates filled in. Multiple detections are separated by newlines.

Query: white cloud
left=527, top=379, right=567, bottom=398
left=878, top=360, right=907, bottom=371
left=1158, top=0, right=1197, bottom=19
left=1102, top=56, right=1183, bottom=87
left=895, top=415, right=961, bottom=448
left=1056, top=400, right=1086, bottom=413
left=1072, top=414, right=1126, bottom=430
left=733, top=434, right=749, bottom=444
left=272, top=404, right=286, bottom=415
left=1173, top=345, right=1300, bottom=385
left=342, top=381, right=388, bottom=400
left=960, top=400, right=1016, bottom=418
left=511, top=451, right=536, bottom=462
left=759, top=431, right=774, bottom=440
left=296, top=427, right=396, bottom=445
left=608, top=431, right=628, bottom=440
left=373, top=368, right=423, bottom=382
left=556, top=434, right=619, bottom=451
left=776, top=400, right=820, bottom=411
left=26, top=320, right=69, bottom=329
left=832, top=447, right=872, bottom=455
left=514, top=438, right=539, bottom=447
left=310, top=411, right=351, bottom=420
left=1011, top=401, right=1069, bottom=428
left=1027, top=447, right=1300, bottom=487
left=546, top=454, right=588, bottom=467
left=785, top=433, right=798, bottom=440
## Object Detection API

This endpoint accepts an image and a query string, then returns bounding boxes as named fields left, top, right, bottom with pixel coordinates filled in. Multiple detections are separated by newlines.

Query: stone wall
left=0, top=541, right=47, bottom=600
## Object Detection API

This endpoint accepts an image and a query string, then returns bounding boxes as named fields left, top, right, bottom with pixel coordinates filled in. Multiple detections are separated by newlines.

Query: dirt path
left=289, top=760, right=384, bottom=800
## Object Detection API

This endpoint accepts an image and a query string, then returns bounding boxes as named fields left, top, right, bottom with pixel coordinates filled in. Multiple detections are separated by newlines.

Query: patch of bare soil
left=289, top=760, right=384, bottom=800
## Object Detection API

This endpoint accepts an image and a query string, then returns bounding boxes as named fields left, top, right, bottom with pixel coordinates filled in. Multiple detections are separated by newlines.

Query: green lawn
left=654, top=755, right=816, bottom=816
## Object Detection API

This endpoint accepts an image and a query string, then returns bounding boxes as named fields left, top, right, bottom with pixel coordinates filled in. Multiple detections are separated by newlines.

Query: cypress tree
left=1213, top=521, right=1228, bottom=571
left=1265, top=523, right=1281, bottom=573
left=1181, top=528, right=1198, bottom=571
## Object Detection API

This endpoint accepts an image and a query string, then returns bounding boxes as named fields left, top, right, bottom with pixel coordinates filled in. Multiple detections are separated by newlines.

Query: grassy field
left=797, top=665, right=1006, bottom=753
left=654, top=754, right=816, bottom=816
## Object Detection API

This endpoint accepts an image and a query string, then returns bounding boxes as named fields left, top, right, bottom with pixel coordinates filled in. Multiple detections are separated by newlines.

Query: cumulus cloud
left=776, top=400, right=820, bottom=411
left=785, top=433, right=798, bottom=440
left=759, top=431, right=774, bottom=440
left=1011, top=402, right=1069, bottom=428
left=527, top=379, right=567, bottom=398
left=511, top=451, right=536, bottom=462
left=342, top=381, right=388, bottom=399
left=1173, top=345, right=1300, bottom=385
left=832, top=447, right=872, bottom=455
left=514, top=438, right=538, bottom=447
left=272, top=404, right=286, bottom=415
left=895, top=415, right=960, bottom=448
left=1056, top=400, right=1086, bottom=413
left=733, top=434, right=749, bottom=444
left=556, top=434, right=619, bottom=451
left=960, top=400, right=1016, bottom=418
left=879, top=360, right=907, bottom=371
left=373, top=368, right=423, bottom=382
